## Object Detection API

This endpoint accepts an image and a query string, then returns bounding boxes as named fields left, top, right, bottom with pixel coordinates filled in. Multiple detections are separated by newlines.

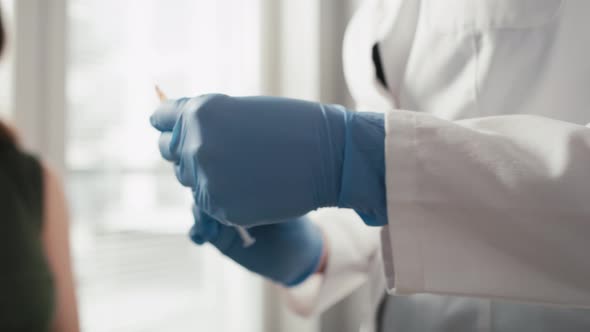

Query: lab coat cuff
left=382, top=110, right=425, bottom=294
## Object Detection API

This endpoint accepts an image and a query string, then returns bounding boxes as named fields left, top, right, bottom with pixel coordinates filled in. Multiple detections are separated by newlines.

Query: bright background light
left=1, top=0, right=362, bottom=330
left=66, top=1, right=263, bottom=331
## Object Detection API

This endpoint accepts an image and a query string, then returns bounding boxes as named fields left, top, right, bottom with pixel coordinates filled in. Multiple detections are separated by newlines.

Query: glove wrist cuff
left=337, top=112, right=388, bottom=226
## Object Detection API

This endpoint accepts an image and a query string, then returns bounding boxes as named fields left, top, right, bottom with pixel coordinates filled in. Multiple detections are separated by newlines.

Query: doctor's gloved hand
left=190, top=206, right=325, bottom=286
left=151, top=94, right=387, bottom=226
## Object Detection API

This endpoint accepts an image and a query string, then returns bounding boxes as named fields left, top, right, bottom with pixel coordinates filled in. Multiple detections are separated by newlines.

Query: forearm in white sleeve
left=384, top=110, right=590, bottom=307
left=281, top=208, right=381, bottom=316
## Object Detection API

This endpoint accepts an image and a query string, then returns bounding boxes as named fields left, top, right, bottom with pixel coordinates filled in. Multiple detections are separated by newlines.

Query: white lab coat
left=284, top=0, right=590, bottom=331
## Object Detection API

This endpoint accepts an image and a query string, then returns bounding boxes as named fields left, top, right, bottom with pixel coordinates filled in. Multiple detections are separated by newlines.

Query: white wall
left=11, top=0, right=66, bottom=171
left=0, top=0, right=14, bottom=119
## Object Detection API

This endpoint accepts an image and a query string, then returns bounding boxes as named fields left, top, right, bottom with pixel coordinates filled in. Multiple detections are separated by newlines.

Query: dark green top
left=0, top=140, right=54, bottom=331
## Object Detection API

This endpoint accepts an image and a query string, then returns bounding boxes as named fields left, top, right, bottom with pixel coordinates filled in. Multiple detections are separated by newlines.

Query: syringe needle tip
left=155, top=84, right=167, bottom=102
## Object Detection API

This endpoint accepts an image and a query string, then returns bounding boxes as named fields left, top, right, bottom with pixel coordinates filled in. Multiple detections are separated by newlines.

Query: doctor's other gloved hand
left=151, top=94, right=387, bottom=226
left=190, top=206, right=325, bottom=287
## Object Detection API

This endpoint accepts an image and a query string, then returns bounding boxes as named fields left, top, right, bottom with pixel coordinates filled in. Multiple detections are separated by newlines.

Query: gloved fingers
left=158, top=132, right=179, bottom=162
left=150, top=98, right=188, bottom=132
left=190, top=205, right=220, bottom=245
left=174, top=159, right=196, bottom=187
left=188, top=224, right=204, bottom=245
left=168, top=111, right=200, bottom=187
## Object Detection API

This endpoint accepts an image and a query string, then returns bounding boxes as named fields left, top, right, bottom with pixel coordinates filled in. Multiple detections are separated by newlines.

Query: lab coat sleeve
left=384, top=110, right=590, bottom=307
left=281, top=208, right=381, bottom=316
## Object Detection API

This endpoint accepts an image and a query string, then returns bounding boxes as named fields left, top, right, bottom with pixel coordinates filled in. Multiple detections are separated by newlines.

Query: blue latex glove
left=151, top=94, right=386, bottom=226
left=190, top=206, right=324, bottom=287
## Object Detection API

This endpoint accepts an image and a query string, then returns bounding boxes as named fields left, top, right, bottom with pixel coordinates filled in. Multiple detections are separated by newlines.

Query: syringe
left=155, top=85, right=256, bottom=247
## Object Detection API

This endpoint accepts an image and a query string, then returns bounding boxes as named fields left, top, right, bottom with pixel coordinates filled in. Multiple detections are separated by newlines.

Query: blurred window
left=66, top=1, right=263, bottom=331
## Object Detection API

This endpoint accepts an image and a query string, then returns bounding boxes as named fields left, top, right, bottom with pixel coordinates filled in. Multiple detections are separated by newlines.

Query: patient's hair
left=0, top=7, right=16, bottom=145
